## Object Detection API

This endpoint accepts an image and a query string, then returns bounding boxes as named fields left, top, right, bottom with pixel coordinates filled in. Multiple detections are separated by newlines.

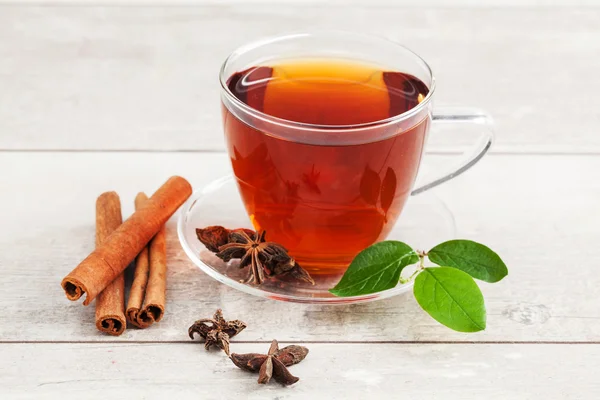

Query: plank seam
left=1, top=340, right=600, bottom=344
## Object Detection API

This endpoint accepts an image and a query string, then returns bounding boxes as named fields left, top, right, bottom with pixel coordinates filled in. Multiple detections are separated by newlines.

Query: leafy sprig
left=330, top=240, right=507, bottom=332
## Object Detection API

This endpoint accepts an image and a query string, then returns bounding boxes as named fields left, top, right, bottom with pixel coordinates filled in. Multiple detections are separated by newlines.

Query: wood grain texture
left=3, top=1, right=599, bottom=6
left=0, top=6, right=599, bottom=153
left=1, top=152, right=599, bottom=342
left=1, top=343, right=599, bottom=399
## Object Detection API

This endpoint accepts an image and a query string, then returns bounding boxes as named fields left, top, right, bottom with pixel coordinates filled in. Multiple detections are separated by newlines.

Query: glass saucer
left=177, top=175, right=456, bottom=304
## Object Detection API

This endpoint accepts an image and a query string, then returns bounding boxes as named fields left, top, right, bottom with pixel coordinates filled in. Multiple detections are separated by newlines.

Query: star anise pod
left=230, top=340, right=309, bottom=386
left=196, top=226, right=314, bottom=286
left=218, top=230, right=313, bottom=285
left=268, top=256, right=315, bottom=285
left=188, top=309, right=247, bottom=356
left=196, top=226, right=255, bottom=252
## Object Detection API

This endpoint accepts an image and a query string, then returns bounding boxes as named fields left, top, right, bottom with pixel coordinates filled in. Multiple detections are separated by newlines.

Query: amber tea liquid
left=223, top=58, right=430, bottom=274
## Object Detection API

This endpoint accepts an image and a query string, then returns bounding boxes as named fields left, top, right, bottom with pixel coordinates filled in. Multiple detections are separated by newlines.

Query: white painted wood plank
left=1, top=343, right=599, bottom=399
left=1, top=152, right=599, bottom=342
left=2, top=1, right=598, bottom=7
left=1, top=6, right=599, bottom=152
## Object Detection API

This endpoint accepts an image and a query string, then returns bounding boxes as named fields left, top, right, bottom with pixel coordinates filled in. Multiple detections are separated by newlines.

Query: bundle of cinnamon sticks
left=61, top=176, right=192, bottom=336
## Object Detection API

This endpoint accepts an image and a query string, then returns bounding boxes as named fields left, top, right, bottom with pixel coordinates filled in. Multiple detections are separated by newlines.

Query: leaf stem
left=399, top=251, right=427, bottom=284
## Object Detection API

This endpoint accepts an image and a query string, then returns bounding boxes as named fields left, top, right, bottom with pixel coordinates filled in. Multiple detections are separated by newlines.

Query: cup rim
left=218, top=31, right=436, bottom=133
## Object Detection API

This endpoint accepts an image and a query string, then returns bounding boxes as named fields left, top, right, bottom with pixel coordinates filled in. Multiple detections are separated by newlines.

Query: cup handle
left=411, top=107, right=494, bottom=196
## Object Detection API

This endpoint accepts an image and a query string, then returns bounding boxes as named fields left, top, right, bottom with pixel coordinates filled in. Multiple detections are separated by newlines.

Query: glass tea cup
left=219, top=32, right=493, bottom=275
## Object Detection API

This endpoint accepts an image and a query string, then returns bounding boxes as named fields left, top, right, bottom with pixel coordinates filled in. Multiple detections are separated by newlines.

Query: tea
left=222, top=58, right=429, bottom=273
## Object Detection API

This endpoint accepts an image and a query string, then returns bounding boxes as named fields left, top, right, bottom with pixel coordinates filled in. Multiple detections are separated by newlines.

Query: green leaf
left=428, top=240, right=508, bottom=283
left=413, top=267, right=486, bottom=332
left=329, top=241, right=419, bottom=297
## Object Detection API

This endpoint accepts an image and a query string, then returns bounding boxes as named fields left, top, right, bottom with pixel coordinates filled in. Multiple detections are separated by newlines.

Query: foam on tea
left=223, top=58, right=429, bottom=273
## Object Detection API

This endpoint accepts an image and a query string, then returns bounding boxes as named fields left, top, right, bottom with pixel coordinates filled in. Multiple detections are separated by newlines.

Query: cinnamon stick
left=94, top=192, right=126, bottom=336
left=127, top=192, right=168, bottom=328
left=138, top=223, right=167, bottom=325
left=61, top=176, right=192, bottom=305
left=126, top=193, right=151, bottom=327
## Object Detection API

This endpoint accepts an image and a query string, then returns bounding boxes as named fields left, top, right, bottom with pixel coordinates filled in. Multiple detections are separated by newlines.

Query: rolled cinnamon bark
left=138, top=223, right=167, bottom=324
left=126, top=193, right=151, bottom=328
left=94, top=192, right=126, bottom=336
left=61, top=176, right=192, bottom=305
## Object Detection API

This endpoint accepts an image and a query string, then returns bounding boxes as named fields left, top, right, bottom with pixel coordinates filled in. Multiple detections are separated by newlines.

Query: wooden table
left=1, top=3, right=599, bottom=399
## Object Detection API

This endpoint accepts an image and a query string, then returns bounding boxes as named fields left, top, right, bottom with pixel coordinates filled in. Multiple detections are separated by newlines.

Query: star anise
left=198, top=227, right=314, bottom=286
left=188, top=309, right=247, bottom=356
left=230, top=340, right=309, bottom=386
left=196, top=226, right=255, bottom=252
